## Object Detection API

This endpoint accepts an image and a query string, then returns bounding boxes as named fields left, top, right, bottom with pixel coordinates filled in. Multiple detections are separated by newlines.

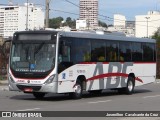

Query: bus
left=8, top=30, right=156, bottom=99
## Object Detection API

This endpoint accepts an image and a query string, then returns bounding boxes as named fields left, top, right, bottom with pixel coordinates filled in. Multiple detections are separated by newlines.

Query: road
left=0, top=83, right=160, bottom=120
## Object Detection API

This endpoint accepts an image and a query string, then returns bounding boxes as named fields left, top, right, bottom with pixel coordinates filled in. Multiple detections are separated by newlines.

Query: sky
left=1, top=0, right=160, bottom=24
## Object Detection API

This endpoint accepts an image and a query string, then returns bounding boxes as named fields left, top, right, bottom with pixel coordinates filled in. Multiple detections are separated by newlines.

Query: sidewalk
left=0, top=79, right=8, bottom=86
left=0, top=79, right=8, bottom=91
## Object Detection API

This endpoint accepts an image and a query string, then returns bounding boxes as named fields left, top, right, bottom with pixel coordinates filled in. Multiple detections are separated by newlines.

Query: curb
left=0, top=80, right=9, bottom=91
left=0, top=80, right=8, bottom=85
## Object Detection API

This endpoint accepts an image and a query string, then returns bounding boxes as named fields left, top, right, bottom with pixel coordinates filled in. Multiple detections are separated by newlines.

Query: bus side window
left=61, top=46, right=71, bottom=62
left=58, top=44, right=73, bottom=73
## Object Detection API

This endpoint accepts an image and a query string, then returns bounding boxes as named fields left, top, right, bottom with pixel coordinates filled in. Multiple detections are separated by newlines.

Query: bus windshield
left=10, top=43, right=56, bottom=73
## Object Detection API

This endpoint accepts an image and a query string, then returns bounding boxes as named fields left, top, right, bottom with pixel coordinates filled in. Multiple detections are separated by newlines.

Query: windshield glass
left=10, top=43, right=55, bottom=73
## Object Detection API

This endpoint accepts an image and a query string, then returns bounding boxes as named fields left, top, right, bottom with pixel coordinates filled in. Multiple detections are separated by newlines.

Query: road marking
left=143, top=95, right=160, bottom=99
left=88, top=100, right=111, bottom=104
left=16, top=108, right=40, bottom=111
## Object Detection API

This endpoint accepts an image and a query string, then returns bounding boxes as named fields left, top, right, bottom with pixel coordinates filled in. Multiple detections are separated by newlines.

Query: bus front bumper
left=9, top=82, right=58, bottom=93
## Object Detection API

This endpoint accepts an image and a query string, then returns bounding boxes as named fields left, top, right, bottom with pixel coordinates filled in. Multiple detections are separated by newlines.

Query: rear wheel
left=69, top=81, right=82, bottom=99
left=33, top=92, right=45, bottom=99
left=117, top=76, right=135, bottom=95
left=125, top=76, right=135, bottom=95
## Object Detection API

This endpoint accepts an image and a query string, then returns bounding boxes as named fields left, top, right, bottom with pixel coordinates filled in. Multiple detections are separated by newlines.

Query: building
left=76, top=20, right=87, bottom=29
left=135, top=11, right=160, bottom=38
left=108, top=14, right=135, bottom=37
left=114, top=14, right=126, bottom=28
left=0, top=3, right=44, bottom=38
left=79, top=0, right=98, bottom=28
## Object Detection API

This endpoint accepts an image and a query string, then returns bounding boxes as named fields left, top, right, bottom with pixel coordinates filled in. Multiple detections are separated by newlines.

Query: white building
left=79, top=0, right=98, bottom=28
left=108, top=14, right=135, bottom=37
left=0, top=3, right=44, bottom=38
left=135, top=11, right=160, bottom=38
left=76, top=20, right=87, bottom=29
left=114, top=14, right=126, bottom=28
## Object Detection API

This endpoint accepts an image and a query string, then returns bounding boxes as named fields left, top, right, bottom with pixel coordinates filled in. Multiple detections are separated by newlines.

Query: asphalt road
left=0, top=83, right=160, bottom=120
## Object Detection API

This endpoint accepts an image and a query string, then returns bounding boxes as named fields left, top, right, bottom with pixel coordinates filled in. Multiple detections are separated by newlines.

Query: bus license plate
left=24, top=88, right=33, bottom=92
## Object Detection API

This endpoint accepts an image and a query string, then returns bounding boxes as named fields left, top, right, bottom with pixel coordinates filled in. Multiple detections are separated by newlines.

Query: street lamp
left=145, top=17, right=150, bottom=38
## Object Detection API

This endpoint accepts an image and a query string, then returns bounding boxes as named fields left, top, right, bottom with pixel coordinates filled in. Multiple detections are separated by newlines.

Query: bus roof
left=14, top=30, right=156, bottom=43
left=59, top=31, right=156, bottom=43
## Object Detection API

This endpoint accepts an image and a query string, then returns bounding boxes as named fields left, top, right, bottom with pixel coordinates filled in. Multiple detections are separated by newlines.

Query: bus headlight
left=9, top=75, right=15, bottom=83
left=44, top=75, right=55, bottom=84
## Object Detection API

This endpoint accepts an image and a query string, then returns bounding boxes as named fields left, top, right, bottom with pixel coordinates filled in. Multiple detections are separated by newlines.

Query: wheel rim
left=74, top=84, right=81, bottom=94
left=128, top=80, right=133, bottom=92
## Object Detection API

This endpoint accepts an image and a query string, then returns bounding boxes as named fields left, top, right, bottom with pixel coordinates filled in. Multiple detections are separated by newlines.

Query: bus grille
left=16, top=85, right=41, bottom=91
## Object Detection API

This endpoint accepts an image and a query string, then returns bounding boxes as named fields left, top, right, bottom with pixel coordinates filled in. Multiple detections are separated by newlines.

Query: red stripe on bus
left=79, top=62, right=156, bottom=64
left=87, top=73, right=143, bottom=83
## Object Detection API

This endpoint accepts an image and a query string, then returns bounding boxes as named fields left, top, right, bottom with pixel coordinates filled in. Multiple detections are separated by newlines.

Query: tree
left=49, top=17, right=76, bottom=29
left=49, top=17, right=64, bottom=29
left=64, top=17, right=76, bottom=29
left=152, top=27, right=160, bottom=78
left=98, top=20, right=108, bottom=28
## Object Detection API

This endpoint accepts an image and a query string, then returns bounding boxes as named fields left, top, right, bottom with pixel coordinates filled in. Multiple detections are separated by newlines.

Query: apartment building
left=0, top=3, right=44, bottom=38
left=135, top=11, right=160, bottom=38
left=79, top=0, right=98, bottom=28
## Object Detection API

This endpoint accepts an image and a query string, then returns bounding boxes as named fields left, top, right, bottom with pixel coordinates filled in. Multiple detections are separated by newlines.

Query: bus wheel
left=33, top=92, right=45, bottom=99
left=69, top=81, right=82, bottom=99
left=125, top=76, right=135, bottom=95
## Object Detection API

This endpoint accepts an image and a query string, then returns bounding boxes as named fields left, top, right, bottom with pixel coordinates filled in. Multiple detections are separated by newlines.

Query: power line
left=52, top=0, right=160, bottom=28
left=62, top=0, right=79, bottom=7
left=51, top=9, right=79, bottom=16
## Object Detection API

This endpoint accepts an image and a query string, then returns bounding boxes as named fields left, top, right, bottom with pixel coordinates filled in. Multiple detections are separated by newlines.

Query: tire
left=125, top=76, right=135, bottom=95
left=33, top=92, right=45, bottom=99
left=69, top=81, right=82, bottom=99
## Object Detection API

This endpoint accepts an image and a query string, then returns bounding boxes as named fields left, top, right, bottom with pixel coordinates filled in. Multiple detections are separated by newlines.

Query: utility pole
left=26, top=0, right=29, bottom=31
left=145, top=16, right=150, bottom=38
left=45, top=0, right=50, bottom=28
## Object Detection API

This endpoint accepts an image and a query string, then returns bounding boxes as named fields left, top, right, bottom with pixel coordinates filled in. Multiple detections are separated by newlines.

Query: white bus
left=8, top=30, right=156, bottom=99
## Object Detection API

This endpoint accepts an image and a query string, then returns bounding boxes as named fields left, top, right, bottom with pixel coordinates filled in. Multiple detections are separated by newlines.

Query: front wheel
left=69, top=81, right=82, bottom=99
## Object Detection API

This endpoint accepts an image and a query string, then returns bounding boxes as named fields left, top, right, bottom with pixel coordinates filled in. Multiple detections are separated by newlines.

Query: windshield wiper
left=34, top=43, right=45, bottom=55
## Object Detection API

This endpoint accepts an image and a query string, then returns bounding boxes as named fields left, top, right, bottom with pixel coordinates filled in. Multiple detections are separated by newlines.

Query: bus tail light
left=44, top=75, right=55, bottom=84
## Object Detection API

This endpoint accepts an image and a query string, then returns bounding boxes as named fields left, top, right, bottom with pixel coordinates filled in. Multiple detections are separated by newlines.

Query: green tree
left=49, top=17, right=64, bottom=29
left=65, top=17, right=76, bottom=29
left=98, top=20, right=108, bottom=28
left=152, top=27, right=160, bottom=78
left=49, top=17, right=76, bottom=29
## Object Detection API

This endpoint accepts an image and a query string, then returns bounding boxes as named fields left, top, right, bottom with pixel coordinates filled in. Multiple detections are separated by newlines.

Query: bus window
left=91, top=40, right=105, bottom=62
left=106, top=41, right=118, bottom=62
left=143, top=43, right=155, bottom=61
left=71, top=38, right=91, bottom=63
left=132, top=42, right=142, bottom=61
left=119, top=42, right=132, bottom=62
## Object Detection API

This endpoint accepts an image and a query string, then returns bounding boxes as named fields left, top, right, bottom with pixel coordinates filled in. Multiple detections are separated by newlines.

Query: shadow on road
left=9, top=88, right=152, bottom=101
